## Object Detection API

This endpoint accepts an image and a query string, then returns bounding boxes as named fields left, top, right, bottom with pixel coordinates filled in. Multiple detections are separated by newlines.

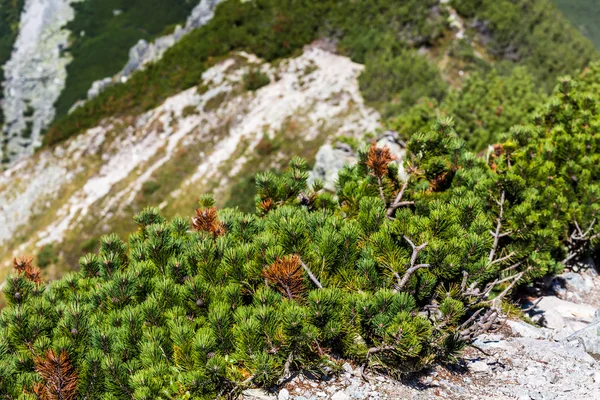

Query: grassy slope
left=44, top=0, right=597, bottom=149
left=54, top=0, right=196, bottom=117
left=553, top=0, right=600, bottom=48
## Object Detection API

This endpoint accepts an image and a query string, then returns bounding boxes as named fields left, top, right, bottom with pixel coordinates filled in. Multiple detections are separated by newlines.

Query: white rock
left=528, top=296, right=597, bottom=331
left=309, top=143, right=357, bottom=192
left=1, top=0, right=85, bottom=163
left=243, top=389, right=276, bottom=400
left=278, top=388, right=289, bottom=400
left=331, top=392, right=350, bottom=400
left=469, top=361, right=489, bottom=373
left=342, top=362, right=353, bottom=374
left=564, top=321, right=600, bottom=357
left=507, top=320, right=545, bottom=339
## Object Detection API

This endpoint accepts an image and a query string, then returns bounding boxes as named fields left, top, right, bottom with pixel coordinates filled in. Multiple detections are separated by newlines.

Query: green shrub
left=54, top=0, right=197, bottom=117
left=141, top=180, right=161, bottom=196
left=36, top=244, right=58, bottom=269
left=181, top=105, right=199, bottom=118
left=451, top=0, right=597, bottom=91
left=388, top=67, right=545, bottom=151
left=80, top=237, right=100, bottom=254
left=553, top=0, right=600, bottom=48
left=5, top=64, right=600, bottom=395
left=244, top=69, right=271, bottom=91
left=359, top=49, right=448, bottom=118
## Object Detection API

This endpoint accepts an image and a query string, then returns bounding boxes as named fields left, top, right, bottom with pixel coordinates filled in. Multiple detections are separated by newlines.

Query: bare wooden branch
left=488, top=271, right=524, bottom=307
left=488, top=251, right=516, bottom=267
left=361, top=345, right=396, bottom=381
left=397, top=264, right=430, bottom=290
left=460, top=308, right=500, bottom=341
left=393, top=236, right=430, bottom=290
left=489, top=191, right=506, bottom=263
left=387, top=179, right=414, bottom=217
left=377, top=176, right=386, bottom=203
left=522, top=297, right=542, bottom=312
left=277, top=352, right=294, bottom=385
left=563, top=219, right=599, bottom=266
left=299, top=258, right=323, bottom=289
left=460, top=271, right=469, bottom=293
left=458, top=307, right=485, bottom=331
left=404, top=236, right=428, bottom=269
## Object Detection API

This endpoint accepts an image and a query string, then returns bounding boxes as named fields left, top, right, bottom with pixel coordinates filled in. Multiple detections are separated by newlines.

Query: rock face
left=309, top=130, right=406, bottom=193
left=527, top=295, right=597, bottom=333
left=85, top=0, right=225, bottom=101
left=309, top=143, right=357, bottom=192
left=0, top=0, right=83, bottom=164
left=565, top=321, right=600, bottom=358
left=0, top=45, right=380, bottom=280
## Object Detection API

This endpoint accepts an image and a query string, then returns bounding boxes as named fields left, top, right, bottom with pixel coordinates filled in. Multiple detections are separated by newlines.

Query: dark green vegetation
left=0, top=0, right=25, bottom=126
left=451, top=0, right=596, bottom=91
left=54, top=0, right=197, bottom=117
left=3, top=64, right=600, bottom=396
left=44, top=0, right=595, bottom=147
left=388, top=67, right=545, bottom=151
left=553, top=0, right=600, bottom=48
left=359, top=49, right=448, bottom=119
left=36, top=244, right=58, bottom=269
left=243, top=69, right=271, bottom=92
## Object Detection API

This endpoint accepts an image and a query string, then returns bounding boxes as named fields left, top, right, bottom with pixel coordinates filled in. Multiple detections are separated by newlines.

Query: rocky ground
left=243, top=268, right=600, bottom=400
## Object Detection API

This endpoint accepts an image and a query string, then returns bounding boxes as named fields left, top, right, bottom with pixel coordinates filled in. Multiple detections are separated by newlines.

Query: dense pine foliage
left=3, top=64, right=600, bottom=397
left=388, top=67, right=546, bottom=151
left=43, top=0, right=595, bottom=147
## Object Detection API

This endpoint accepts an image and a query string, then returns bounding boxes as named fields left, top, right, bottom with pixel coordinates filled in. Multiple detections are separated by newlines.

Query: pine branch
left=376, top=176, right=386, bottom=204
left=487, top=251, right=516, bottom=267
left=393, top=236, right=429, bottom=291
left=386, top=179, right=414, bottom=218
left=34, top=350, right=78, bottom=400
left=488, top=191, right=507, bottom=263
left=361, top=345, right=395, bottom=381
left=563, top=219, right=599, bottom=266
left=299, top=258, right=323, bottom=289
left=277, top=352, right=294, bottom=385
left=264, top=256, right=306, bottom=299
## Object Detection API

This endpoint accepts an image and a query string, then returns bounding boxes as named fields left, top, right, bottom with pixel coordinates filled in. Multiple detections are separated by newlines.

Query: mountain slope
left=0, top=45, right=379, bottom=281
left=0, top=0, right=597, bottom=280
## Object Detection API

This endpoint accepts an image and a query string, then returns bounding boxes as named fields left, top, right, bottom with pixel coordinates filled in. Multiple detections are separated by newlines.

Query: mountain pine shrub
left=2, top=65, right=600, bottom=398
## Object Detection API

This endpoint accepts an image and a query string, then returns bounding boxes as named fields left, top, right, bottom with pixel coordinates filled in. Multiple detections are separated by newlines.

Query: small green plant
left=80, top=237, right=100, bottom=254
left=336, top=135, right=361, bottom=151
left=182, top=105, right=199, bottom=118
left=141, top=180, right=161, bottom=196
left=36, top=244, right=58, bottom=268
left=244, top=69, right=271, bottom=91
left=255, top=133, right=281, bottom=156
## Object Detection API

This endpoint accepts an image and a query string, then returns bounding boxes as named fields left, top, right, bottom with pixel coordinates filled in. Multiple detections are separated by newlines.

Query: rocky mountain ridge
left=0, top=44, right=380, bottom=282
